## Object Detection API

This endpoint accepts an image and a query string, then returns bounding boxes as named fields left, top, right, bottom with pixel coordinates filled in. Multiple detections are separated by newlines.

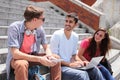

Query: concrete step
left=106, top=49, right=120, bottom=63
left=44, top=27, right=87, bottom=35
left=0, top=15, right=64, bottom=27
left=0, top=11, right=64, bottom=19
left=0, top=1, right=66, bottom=26
left=0, top=17, right=65, bottom=27
left=0, top=36, right=8, bottom=49
left=0, top=26, right=8, bottom=36
left=111, top=56, right=120, bottom=80
left=105, top=49, right=120, bottom=79
left=0, top=48, right=7, bottom=64
left=0, top=64, right=6, bottom=80
left=0, top=2, right=63, bottom=16
left=105, top=49, right=120, bottom=80
left=0, top=64, right=6, bottom=75
left=0, top=0, right=35, bottom=8
left=0, top=3, right=26, bottom=11
left=0, top=4, right=66, bottom=25
left=0, top=7, right=64, bottom=17
left=0, top=26, right=86, bottom=36
left=0, top=41, right=83, bottom=64
left=46, top=33, right=91, bottom=44
left=0, top=33, right=91, bottom=48
left=0, top=48, right=118, bottom=64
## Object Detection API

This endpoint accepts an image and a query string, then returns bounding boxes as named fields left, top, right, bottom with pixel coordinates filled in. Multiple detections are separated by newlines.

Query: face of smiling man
left=64, top=17, right=77, bottom=31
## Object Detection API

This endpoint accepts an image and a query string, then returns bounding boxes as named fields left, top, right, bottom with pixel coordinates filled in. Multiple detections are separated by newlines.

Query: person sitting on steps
left=6, top=5, right=61, bottom=80
left=50, top=12, right=105, bottom=80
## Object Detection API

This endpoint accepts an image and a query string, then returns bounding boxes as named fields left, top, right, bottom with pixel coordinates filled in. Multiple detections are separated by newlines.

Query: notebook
left=76, top=56, right=104, bottom=70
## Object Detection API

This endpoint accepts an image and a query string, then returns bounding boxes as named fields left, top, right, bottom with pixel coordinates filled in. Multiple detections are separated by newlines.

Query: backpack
left=100, top=58, right=113, bottom=75
left=28, top=65, right=45, bottom=80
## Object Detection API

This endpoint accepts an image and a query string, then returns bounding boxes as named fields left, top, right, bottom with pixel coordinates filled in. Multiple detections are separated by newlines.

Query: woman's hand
left=83, top=61, right=89, bottom=66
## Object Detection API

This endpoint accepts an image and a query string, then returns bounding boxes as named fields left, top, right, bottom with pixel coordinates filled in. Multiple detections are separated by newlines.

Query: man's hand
left=39, top=56, right=57, bottom=67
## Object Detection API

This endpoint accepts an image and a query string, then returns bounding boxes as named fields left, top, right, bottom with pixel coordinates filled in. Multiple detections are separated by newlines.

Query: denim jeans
left=61, top=67, right=89, bottom=80
left=98, top=64, right=115, bottom=80
left=87, top=66, right=105, bottom=80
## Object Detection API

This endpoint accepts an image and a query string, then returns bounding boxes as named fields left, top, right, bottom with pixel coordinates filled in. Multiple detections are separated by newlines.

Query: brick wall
left=30, top=0, right=47, bottom=2
left=81, top=0, right=96, bottom=6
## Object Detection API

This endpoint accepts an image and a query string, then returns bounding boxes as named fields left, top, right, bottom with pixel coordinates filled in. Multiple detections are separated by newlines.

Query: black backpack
left=100, top=58, right=113, bottom=75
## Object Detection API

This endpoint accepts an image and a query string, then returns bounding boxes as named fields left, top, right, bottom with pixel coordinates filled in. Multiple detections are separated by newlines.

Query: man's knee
left=13, top=60, right=29, bottom=70
left=53, top=62, right=61, bottom=68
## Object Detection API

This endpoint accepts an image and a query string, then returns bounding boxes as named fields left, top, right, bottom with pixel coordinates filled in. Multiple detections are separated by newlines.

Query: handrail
left=70, top=0, right=104, bottom=16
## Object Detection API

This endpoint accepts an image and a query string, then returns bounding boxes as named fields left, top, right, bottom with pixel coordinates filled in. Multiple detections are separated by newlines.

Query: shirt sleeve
left=80, top=39, right=89, bottom=49
left=72, top=35, right=79, bottom=55
left=50, top=31, right=59, bottom=55
left=39, top=27, right=47, bottom=45
left=8, top=25, right=20, bottom=48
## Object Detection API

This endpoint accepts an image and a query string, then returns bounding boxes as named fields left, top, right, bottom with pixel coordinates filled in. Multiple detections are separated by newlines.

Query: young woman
left=77, top=28, right=115, bottom=80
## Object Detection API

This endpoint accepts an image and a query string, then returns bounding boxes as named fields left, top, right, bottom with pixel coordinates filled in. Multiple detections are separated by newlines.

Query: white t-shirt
left=50, top=29, right=78, bottom=62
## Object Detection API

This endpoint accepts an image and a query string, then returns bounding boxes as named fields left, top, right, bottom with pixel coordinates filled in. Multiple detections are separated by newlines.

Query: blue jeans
left=61, top=67, right=89, bottom=80
left=98, top=64, right=115, bottom=80
left=87, top=66, right=105, bottom=80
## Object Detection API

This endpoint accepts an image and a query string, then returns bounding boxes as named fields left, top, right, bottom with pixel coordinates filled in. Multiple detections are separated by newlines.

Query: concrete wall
left=92, top=0, right=120, bottom=29
left=110, top=21, right=120, bottom=40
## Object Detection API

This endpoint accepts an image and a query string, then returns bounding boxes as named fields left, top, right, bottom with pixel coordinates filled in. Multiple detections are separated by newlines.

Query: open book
left=76, top=56, right=104, bottom=70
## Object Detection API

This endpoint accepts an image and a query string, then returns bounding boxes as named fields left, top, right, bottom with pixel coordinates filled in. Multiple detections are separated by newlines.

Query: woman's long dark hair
left=86, top=28, right=111, bottom=57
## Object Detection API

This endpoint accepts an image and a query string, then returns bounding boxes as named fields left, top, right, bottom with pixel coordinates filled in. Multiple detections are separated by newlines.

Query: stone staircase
left=0, top=26, right=91, bottom=49
left=0, top=0, right=120, bottom=80
left=0, top=0, right=66, bottom=26
left=0, top=0, right=90, bottom=80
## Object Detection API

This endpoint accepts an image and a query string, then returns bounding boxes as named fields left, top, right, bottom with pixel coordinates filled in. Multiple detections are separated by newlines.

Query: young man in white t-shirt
left=50, top=13, right=105, bottom=80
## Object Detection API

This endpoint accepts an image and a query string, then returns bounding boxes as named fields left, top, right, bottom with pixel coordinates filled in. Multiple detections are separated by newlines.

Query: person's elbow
left=10, top=47, right=20, bottom=59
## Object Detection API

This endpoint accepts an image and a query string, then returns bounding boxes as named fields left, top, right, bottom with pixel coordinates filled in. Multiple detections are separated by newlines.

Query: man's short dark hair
left=66, top=12, right=79, bottom=23
left=24, top=5, right=44, bottom=21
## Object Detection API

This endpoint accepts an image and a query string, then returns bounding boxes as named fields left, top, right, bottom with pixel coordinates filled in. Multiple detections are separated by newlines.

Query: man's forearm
left=61, top=61, right=70, bottom=67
